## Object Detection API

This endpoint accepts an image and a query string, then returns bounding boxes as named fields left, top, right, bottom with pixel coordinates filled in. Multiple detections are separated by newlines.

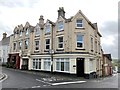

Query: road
left=1, top=67, right=118, bottom=89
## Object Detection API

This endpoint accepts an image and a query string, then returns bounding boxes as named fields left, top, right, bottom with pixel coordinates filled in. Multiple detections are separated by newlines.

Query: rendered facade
left=8, top=7, right=104, bottom=78
left=0, top=33, right=10, bottom=65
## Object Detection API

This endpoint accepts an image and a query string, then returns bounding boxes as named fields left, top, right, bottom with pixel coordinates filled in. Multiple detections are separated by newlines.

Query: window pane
left=58, top=21, right=63, bottom=30
left=65, top=62, right=69, bottom=71
left=77, top=35, right=82, bottom=41
left=59, top=44, right=63, bottom=48
left=77, top=24, right=82, bottom=27
left=77, top=42, right=82, bottom=47
left=39, top=62, right=41, bottom=69
left=77, top=20, right=82, bottom=23
left=61, top=62, right=64, bottom=71
left=58, top=37, right=63, bottom=42
left=56, top=62, right=60, bottom=70
left=46, top=45, right=49, bottom=49
left=46, top=39, right=50, bottom=44
left=45, top=25, right=50, bottom=33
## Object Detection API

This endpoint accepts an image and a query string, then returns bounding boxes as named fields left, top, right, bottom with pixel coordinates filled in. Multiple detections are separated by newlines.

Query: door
left=76, top=58, right=84, bottom=77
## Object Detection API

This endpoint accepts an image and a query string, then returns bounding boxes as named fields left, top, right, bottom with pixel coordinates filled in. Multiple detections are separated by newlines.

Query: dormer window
left=25, top=39, right=28, bottom=49
left=76, top=19, right=83, bottom=28
left=58, top=21, right=63, bottom=31
left=35, top=28, right=40, bottom=36
left=25, top=28, right=28, bottom=36
left=45, top=25, right=50, bottom=34
left=13, top=42, right=16, bottom=50
left=20, top=31, right=22, bottom=37
left=19, top=41, right=22, bottom=49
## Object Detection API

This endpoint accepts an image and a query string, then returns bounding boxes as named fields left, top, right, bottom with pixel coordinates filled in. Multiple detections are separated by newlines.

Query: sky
left=0, top=0, right=118, bottom=59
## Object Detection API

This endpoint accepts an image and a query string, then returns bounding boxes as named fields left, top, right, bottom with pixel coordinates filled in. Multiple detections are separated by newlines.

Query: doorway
left=76, top=58, right=84, bottom=77
left=22, top=59, right=28, bottom=70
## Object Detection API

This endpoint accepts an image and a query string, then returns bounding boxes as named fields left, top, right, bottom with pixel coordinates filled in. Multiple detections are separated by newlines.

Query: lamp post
left=49, top=49, right=54, bottom=73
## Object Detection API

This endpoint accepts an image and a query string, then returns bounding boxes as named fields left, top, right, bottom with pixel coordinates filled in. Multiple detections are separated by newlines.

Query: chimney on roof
left=39, top=15, right=44, bottom=29
left=58, top=7, right=65, bottom=18
left=2, top=32, right=7, bottom=39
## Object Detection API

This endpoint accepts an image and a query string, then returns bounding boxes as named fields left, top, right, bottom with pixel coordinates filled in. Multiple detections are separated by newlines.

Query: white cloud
left=0, top=0, right=118, bottom=58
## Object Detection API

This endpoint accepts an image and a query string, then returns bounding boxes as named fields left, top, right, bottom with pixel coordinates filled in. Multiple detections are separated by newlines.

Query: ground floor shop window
left=33, top=59, right=41, bottom=70
left=44, top=58, right=51, bottom=71
left=56, top=58, right=69, bottom=72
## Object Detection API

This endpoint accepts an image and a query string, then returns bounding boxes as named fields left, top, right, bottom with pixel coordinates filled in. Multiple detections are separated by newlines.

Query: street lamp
left=49, top=49, right=54, bottom=73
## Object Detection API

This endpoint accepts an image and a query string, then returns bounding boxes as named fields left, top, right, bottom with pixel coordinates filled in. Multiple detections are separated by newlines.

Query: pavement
left=4, top=67, right=87, bottom=83
left=3, top=67, right=116, bottom=83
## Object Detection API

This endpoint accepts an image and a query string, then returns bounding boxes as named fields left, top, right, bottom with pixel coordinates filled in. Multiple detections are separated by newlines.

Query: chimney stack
left=2, top=32, right=7, bottom=39
left=58, top=7, right=65, bottom=18
left=39, top=15, right=44, bottom=29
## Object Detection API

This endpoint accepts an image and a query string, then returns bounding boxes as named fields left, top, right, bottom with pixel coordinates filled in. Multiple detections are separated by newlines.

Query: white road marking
left=36, top=79, right=51, bottom=85
left=32, top=86, right=41, bottom=88
left=0, top=73, right=8, bottom=82
left=51, top=81, right=86, bottom=86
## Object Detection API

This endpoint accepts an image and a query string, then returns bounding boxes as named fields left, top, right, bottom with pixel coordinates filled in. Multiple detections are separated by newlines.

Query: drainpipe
left=50, top=22, right=54, bottom=73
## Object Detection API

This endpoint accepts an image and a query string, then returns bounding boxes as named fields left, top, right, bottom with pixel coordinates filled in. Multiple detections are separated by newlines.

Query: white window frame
left=35, top=26, right=40, bottom=36
left=76, top=19, right=83, bottom=28
left=25, top=39, right=28, bottom=49
left=33, top=59, right=41, bottom=70
left=25, top=28, right=29, bottom=36
left=76, top=34, right=84, bottom=48
left=45, top=25, right=50, bottom=34
left=55, top=58, right=69, bottom=72
left=58, top=21, right=64, bottom=31
left=44, top=58, right=51, bottom=71
left=45, top=39, right=50, bottom=50
left=20, top=31, right=22, bottom=37
left=35, top=40, right=39, bottom=51
left=58, top=36, right=63, bottom=49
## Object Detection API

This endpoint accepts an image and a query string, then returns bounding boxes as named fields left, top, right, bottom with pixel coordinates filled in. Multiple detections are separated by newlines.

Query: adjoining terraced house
left=8, top=7, right=103, bottom=78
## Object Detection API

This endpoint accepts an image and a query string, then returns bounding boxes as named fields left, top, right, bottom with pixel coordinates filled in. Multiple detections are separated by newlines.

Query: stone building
left=8, top=7, right=103, bottom=78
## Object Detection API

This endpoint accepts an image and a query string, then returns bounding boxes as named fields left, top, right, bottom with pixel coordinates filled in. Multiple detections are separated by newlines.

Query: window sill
left=56, top=48, right=64, bottom=51
left=75, top=48, right=85, bottom=50
left=44, top=50, right=49, bottom=52
left=57, top=30, right=64, bottom=32
left=35, top=35, right=40, bottom=37
left=75, top=27, right=85, bottom=29
left=34, top=50, right=39, bottom=53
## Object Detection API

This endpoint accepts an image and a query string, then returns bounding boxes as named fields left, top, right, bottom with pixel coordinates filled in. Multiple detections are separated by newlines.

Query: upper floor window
left=13, top=43, right=16, bottom=50
left=91, top=37, right=93, bottom=51
left=35, top=28, right=40, bottom=36
left=45, top=39, right=50, bottom=50
left=25, top=28, right=29, bottom=36
left=45, top=25, right=50, bottom=34
left=35, top=41, right=39, bottom=50
left=25, top=39, right=28, bottom=49
left=58, top=21, right=63, bottom=31
left=58, top=36, right=63, bottom=48
left=20, top=31, right=22, bottom=37
left=95, top=41, right=97, bottom=53
left=76, top=19, right=83, bottom=28
left=76, top=34, right=83, bottom=48
left=19, top=41, right=22, bottom=50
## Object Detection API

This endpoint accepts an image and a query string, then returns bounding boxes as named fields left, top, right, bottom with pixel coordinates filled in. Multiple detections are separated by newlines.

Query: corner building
left=9, top=7, right=102, bottom=78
